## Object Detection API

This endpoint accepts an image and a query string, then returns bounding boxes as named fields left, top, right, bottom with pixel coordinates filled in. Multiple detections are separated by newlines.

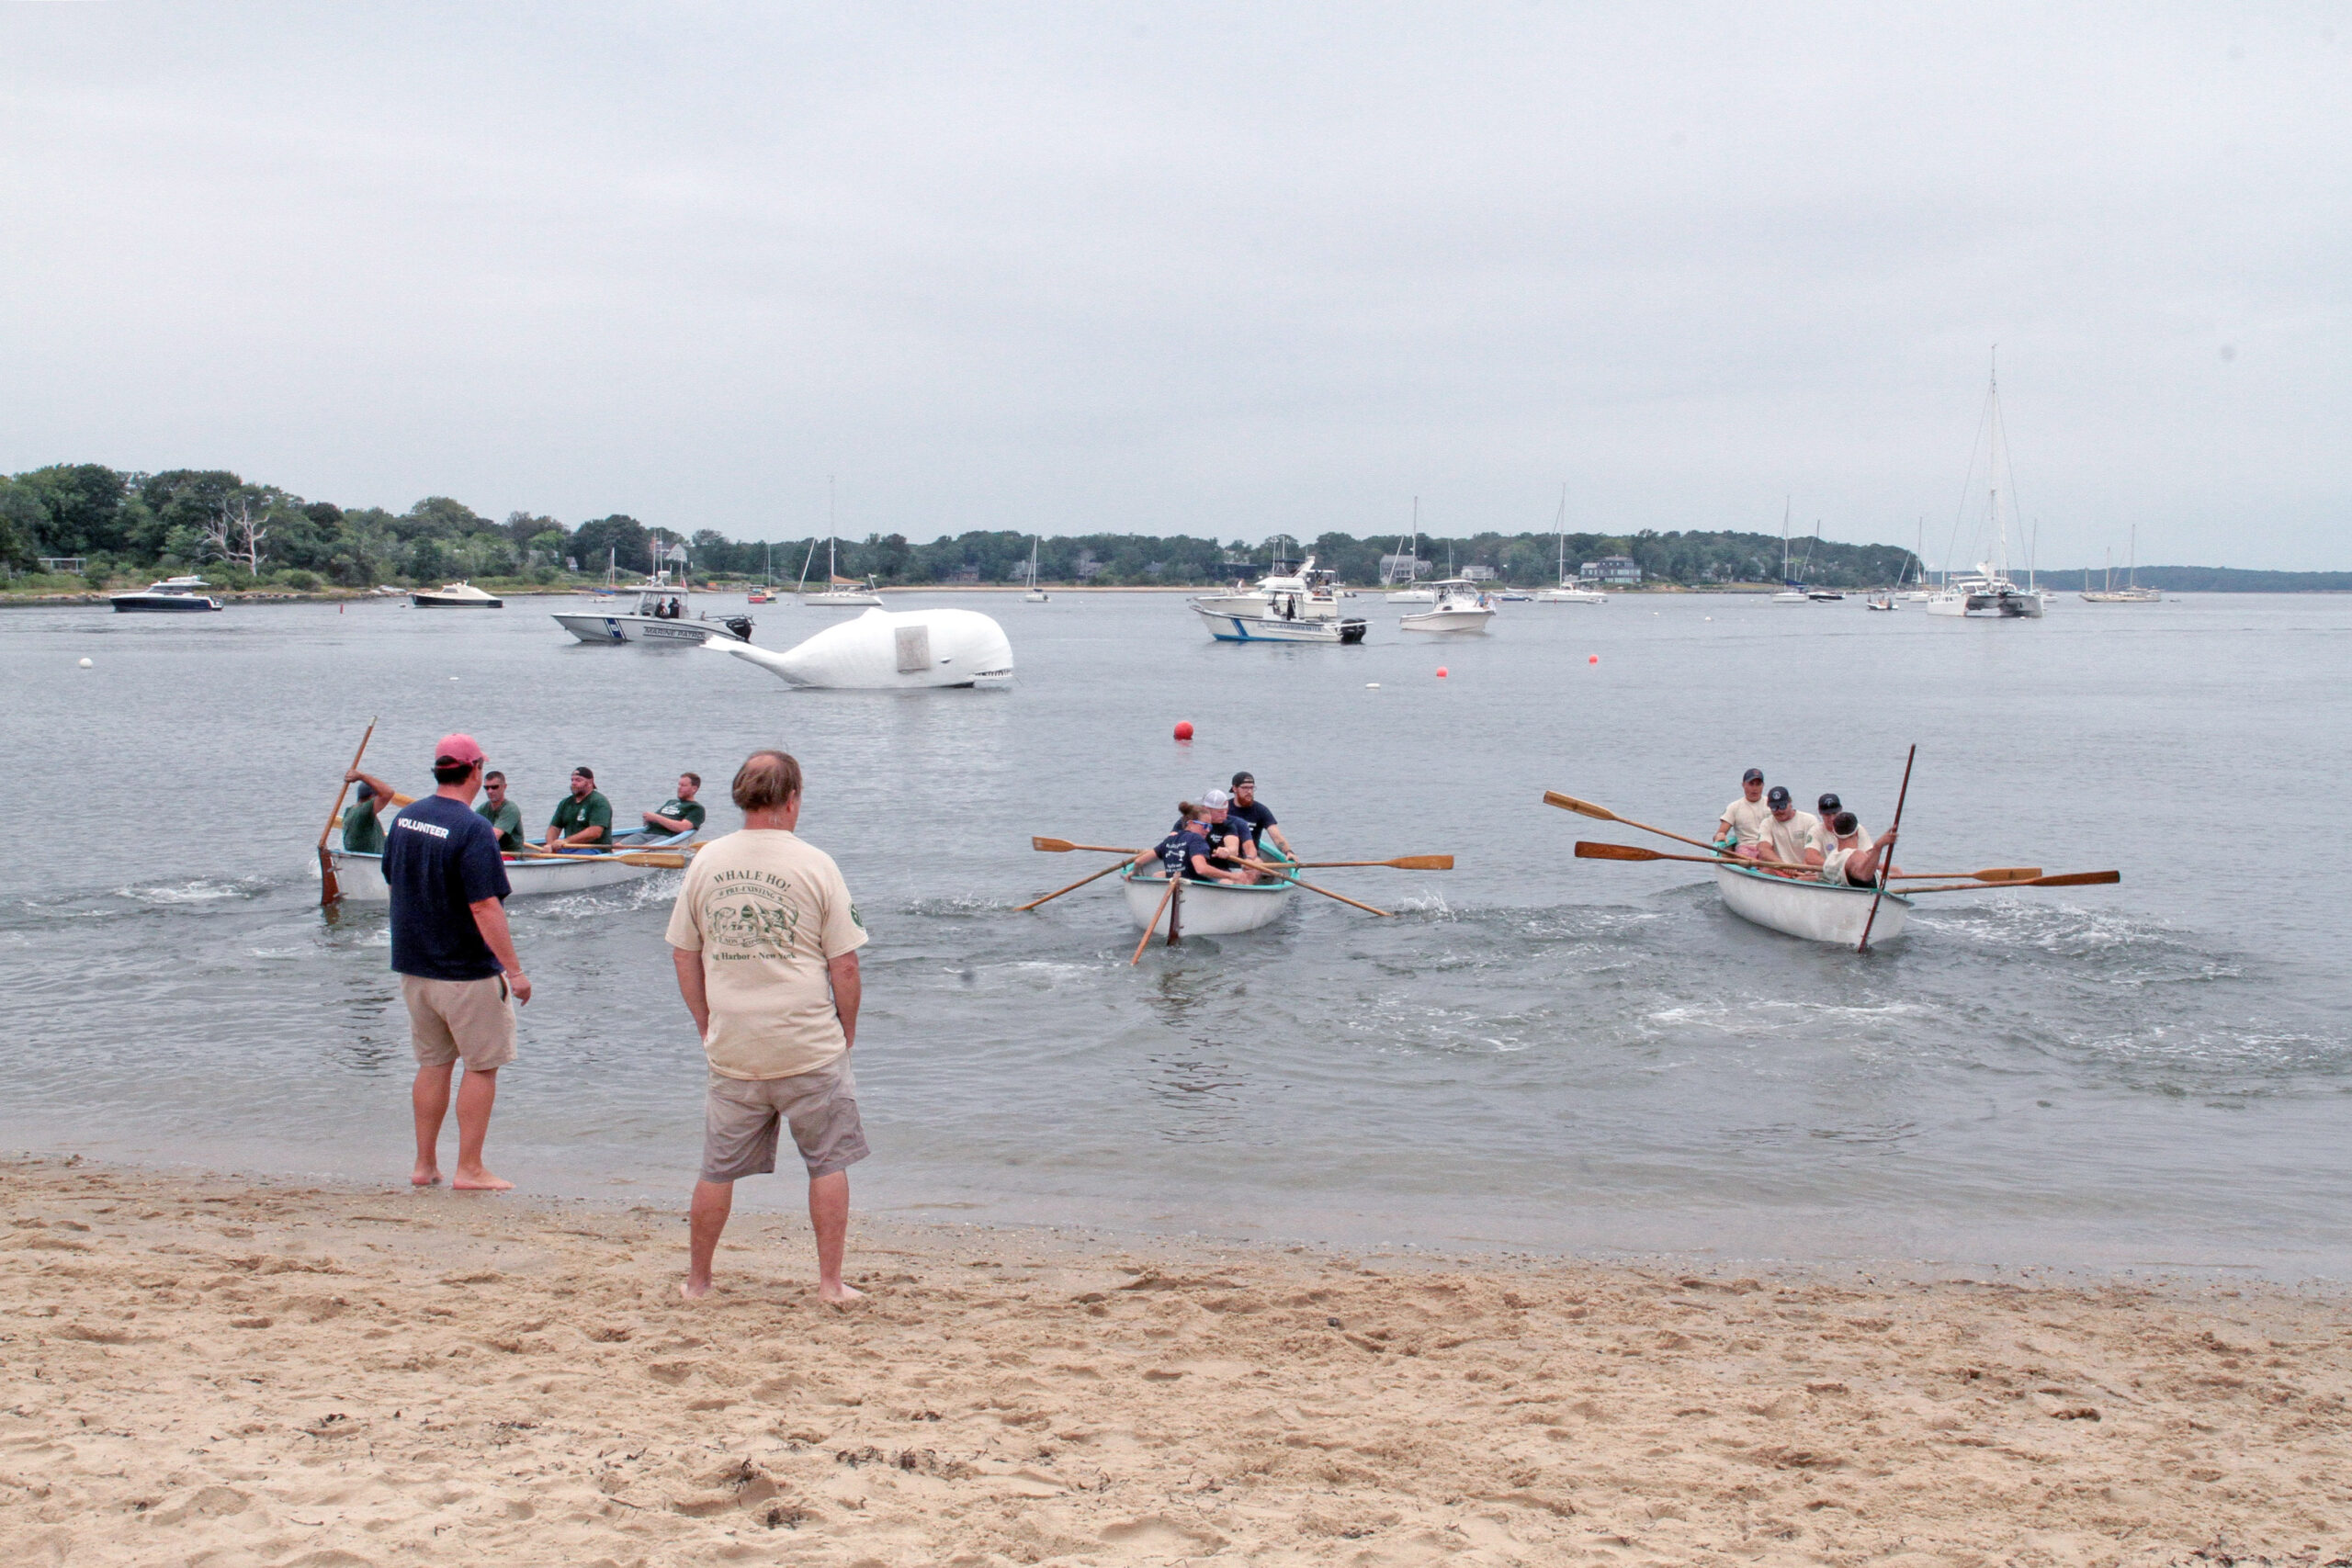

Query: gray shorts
left=402, top=975, right=517, bottom=1072
left=700, top=1058, right=868, bottom=1183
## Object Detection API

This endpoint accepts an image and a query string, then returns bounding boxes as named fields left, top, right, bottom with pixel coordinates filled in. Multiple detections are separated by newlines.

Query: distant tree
left=14, top=464, right=130, bottom=556
left=571, top=513, right=651, bottom=576
left=401, top=496, right=487, bottom=539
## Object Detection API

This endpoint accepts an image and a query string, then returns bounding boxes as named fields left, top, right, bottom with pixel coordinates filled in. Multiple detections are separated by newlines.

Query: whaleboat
left=324, top=829, right=698, bottom=904
left=1713, top=862, right=1909, bottom=945
left=1119, top=847, right=1299, bottom=936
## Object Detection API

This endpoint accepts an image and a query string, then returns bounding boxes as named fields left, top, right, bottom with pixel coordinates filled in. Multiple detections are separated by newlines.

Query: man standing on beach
left=383, top=734, right=532, bottom=1190
left=666, top=750, right=869, bottom=1303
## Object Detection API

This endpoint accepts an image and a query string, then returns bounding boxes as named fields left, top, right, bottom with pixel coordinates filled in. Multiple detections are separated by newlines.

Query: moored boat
left=1193, top=604, right=1367, bottom=643
left=552, top=585, right=752, bottom=645
left=411, top=581, right=503, bottom=608
left=1119, top=858, right=1297, bottom=935
left=1714, top=863, right=1909, bottom=945
left=325, top=830, right=697, bottom=905
left=1398, top=580, right=1497, bottom=634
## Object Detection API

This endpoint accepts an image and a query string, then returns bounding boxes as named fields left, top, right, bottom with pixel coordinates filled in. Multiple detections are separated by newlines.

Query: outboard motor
left=722, top=615, right=754, bottom=642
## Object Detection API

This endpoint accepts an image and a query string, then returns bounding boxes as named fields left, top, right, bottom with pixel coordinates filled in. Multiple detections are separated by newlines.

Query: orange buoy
left=1173, top=720, right=1194, bottom=740
left=1435, top=667, right=1449, bottom=678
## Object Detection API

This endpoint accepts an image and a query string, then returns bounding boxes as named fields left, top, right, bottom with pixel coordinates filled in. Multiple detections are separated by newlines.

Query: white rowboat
left=1119, top=865, right=1296, bottom=935
left=1714, top=863, right=1909, bottom=945
left=325, top=831, right=696, bottom=905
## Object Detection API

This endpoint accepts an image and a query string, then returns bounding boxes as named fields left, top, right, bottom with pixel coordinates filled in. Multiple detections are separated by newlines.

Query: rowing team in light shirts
left=1716, top=766, right=1902, bottom=888
left=1134, top=772, right=1296, bottom=885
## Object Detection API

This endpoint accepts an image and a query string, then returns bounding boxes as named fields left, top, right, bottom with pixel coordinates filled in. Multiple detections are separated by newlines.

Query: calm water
left=2, top=590, right=2346, bottom=1273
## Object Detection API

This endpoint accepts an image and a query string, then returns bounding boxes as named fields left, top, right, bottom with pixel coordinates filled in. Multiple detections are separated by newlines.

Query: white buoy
left=78, top=658, right=93, bottom=669
left=1365, top=682, right=1381, bottom=689
left=707, top=607, right=1012, bottom=690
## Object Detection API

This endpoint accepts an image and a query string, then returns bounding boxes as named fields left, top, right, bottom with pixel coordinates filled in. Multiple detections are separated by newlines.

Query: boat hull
left=1119, top=866, right=1295, bottom=935
left=1398, top=607, right=1494, bottom=634
left=326, top=837, right=693, bottom=905
left=1534, top=588, right=1606, bottom=604
left=1714, top=864, right=1909, bottom=945
left=412, top=594, right=503, bottom=608
left=550, top=612, right=746, bottom=645
left=110, top=594, right=221, bottom=612
left=1193, top=605, right=1366, bottom=643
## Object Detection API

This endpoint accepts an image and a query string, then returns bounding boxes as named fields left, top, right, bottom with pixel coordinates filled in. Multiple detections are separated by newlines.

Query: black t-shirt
left=382, top=795, right=513, bottom=981
left=1155, top=829, right=1215, bottom=879
left=1225, top=800, right=1276, bottom=847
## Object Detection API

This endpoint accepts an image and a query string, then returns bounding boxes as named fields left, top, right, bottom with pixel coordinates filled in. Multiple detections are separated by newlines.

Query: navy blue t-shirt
left=1225, top=800, right=1277, bottom=846
left=1155, top=829, right=1215, bottom=879
left=382, top=795, right=513, bottom=981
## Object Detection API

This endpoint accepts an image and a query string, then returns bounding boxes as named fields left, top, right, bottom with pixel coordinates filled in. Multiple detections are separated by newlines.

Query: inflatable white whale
left=707, top=606, right=1013, bottom=690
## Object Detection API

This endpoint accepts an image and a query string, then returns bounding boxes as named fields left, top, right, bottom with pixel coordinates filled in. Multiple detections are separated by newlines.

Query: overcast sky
left=4, top=4, right=2345, bottom=568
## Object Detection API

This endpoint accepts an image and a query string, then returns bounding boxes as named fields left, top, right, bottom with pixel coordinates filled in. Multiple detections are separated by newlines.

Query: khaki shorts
left=401, top=974, right=517, bottom=1072
left=701, top=1058, right=867, bottom=1183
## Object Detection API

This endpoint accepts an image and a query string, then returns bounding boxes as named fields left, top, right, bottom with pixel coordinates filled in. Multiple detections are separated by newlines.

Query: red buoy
left=1589, top=654, right=1600, bottom=664
left=1435, top=666, right=1449, bottom=678
left=1173, top=720, right=1194, bottom=741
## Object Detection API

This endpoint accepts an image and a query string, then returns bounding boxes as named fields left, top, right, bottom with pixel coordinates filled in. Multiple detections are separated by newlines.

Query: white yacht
left=1190, top=556, right=1340, bottom=619
left=1398, top=580, right=1497, bottom=635
left=1925, top=355, right=2045, bottom=619
left=109, top=576, right=223, bottom=613
left=410, top=581, right=503, bottom=609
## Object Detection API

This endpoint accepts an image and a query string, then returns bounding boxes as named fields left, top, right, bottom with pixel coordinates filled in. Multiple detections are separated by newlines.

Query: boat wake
left=113, top=877, right=275, bottom=907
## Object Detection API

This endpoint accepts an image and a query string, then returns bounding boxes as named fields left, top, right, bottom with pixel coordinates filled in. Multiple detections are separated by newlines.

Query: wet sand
left=3, top=1156, right=2346, bottom=1566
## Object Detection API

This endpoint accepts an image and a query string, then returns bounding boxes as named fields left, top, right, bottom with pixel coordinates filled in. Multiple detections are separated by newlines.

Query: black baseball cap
left=1766, top=784, right=1792, bottom=808
left=1817, top=792, right=1842, bottom=815
left=1231, top=772, right=1254, bottom=787
left=572, top=765, right=594, bottom=782
left=1742, top=767, right=1764, bottom=784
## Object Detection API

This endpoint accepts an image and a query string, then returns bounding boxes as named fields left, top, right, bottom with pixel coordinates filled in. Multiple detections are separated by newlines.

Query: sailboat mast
left=1555, top=483, right=1567, bottom=583
left=1985, top=351, right=2008, bottom=581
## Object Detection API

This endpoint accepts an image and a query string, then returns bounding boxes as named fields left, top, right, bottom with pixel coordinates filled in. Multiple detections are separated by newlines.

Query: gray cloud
left=3, top=3, right=2345, bottom=567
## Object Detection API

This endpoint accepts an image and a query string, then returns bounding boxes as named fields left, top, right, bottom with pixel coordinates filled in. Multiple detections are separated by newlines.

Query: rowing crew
left=1131, top=773, right=1295, bottom=885
left=340, top=761, right=708, bottom=858
left=1714, top=766, right=1903, bottom=887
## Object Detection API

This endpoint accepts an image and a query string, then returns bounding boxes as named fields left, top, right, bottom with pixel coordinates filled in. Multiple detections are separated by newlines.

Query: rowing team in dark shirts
left=1133, top=772, right=1298, bottom=886
left=342, top=763, right=708, bottom=858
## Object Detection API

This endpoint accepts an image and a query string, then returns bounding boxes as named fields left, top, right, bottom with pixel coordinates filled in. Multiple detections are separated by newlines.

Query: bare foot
left=818, top=1280, right=865, bottom=1304
left=411, top=1165, right=442, bottom=1187
left=451, top=1169, right=514, bottom=1191
left=681, top=1278, right=713, bottom=1301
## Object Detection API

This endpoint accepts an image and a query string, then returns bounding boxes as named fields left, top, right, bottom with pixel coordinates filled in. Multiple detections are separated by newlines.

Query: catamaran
left=1926, top=355, right=2045, bottom=619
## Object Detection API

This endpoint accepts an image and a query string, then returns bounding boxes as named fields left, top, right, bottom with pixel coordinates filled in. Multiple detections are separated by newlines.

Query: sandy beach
left=0, top=1158, right=2343, bottom=1566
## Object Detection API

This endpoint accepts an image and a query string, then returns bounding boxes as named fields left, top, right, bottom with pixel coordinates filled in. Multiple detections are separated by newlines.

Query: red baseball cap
left=434, top=733, right=486, bottom=767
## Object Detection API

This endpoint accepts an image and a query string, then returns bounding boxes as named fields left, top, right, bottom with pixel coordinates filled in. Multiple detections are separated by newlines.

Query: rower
left=546, top=766, right=614, bottom=852
left=1193, top=787, right=1266, bottom=884
left=1715, top=767, right=1771, bottom=860
left=1131, top=803, right=1248, bottom=886
left=1809, top=792, right=1871, bottom=857
left=477, top=770, right=526, bottom=853
left=639, top=772, right=707, bottom=839
left=1226, top=772, right=1293, bottom=860
left=1755, top=785, right=1820, bottom=874
left=1811, top=812, right=1900, bottom=886
left=341, top=770, right=398, bottom=853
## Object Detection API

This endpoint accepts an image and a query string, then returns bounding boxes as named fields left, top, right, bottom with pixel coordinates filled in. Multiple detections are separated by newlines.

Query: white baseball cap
left=1202, top=787, right=1232, bottom=809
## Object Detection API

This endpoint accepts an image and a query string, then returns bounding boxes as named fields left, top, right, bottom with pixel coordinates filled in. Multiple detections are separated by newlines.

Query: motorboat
left=326, top=829, right=697, bottom=904
left=109, top=576, right=223, bottom=613
left=707, top=606, right=1012, bottom=688
left=1805, top=589, right=1846, bottom=603
left=1193, top=604, right=1368, bottom=643
left=1865, top=592, right=1898, bottom=612
left=1120, top=855, right=1297, bottom=937
left=551, top=584, right=752, bottom=645
left=410, top=581, right=503, bottom=609
left=1398, top=580, right=1497, bottom=634
left=1715, top=863, right=1910, bottom=945
left=1189, top=557, right=1347, bottom=622
left=1927, top=355, right=2045, bottom=622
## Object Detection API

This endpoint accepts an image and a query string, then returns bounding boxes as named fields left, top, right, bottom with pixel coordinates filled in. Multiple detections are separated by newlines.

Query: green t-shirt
left=341, top=798, right=385, bottom=854
left=477, top=797, right=525, bottom=852
left=549, top=789, right=613, bottom=844
left=651, top=797, right=707, bottom=834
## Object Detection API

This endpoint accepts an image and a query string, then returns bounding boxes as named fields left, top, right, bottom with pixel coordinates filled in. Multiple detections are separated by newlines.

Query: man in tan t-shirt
left=1754, top=785, right=1820, bottom=875
left=1716, top=768, right=1772, bottom=860
left=666, top=749, right=869, bottom=1303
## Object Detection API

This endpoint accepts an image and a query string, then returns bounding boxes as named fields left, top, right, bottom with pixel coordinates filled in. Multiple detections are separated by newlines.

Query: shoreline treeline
left=3, top=462, right=2338, bottom=592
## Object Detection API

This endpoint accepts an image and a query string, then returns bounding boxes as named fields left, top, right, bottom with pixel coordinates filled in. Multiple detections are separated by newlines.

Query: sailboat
left=2080, top=526, right=2160, bottom=603
left=1385, top=499, right=1436, bottom=604
left=1925, top=353, right=2045, bottom=619
left=1899, top=519, right=1933, bottom=601
left=1023, top=536, right=1048, bottom=602
left=1770, top=500, right=1810, bottom=603
left=1535, top=485, right=1606, bottom=604
left=798, top=479, right=884, bottom=607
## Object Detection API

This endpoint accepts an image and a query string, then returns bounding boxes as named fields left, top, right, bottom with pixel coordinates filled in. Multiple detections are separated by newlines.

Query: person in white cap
left=1190, top=787, right=1268, bottom=883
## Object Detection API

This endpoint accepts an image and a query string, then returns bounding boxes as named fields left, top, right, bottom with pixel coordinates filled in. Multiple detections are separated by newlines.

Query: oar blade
left=1542, top=791, right=1616, bottom=821
left=1388, top=855, right=1453, bottom=871
left=2030, top=870, right=2120, bottom=887
left=1032, top=836, right=1078, bottom=852
left=1574, top=840, right=1658, bottom=862
left=1973, top=866, right=2043, bottom=883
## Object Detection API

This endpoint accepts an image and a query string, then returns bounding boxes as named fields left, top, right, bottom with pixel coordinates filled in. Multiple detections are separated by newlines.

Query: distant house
left=1379, top=554, right=1429, bottom=582
left=1074, top=551, right=1104, bottom=581
left=1461, top=564, right=1498, bottom=581
left=1580, top=556, right=1642, bottom=585
left=945, top=564, right=980, bottom=584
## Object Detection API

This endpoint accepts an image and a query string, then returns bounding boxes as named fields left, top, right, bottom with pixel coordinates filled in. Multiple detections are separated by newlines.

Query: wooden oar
left=1858, top=744, right=1917, bottom=954
left=1543, top=792, right=1726, bottom=856
left=1575, top=840, right=1812, bottom=874
left=1035, top=836, right=1142, bottom=855
left=1899, top=871, right=2120, bottom=893
left=1019, top=859, right=1129, bottom=911
left=1887, top=867, right=2041, bottom=883
left=1290, top=855, right=1453, bottom=871
left=1257, top=866, right=1394, bottom=918
left=1131, top=877, right=1178, bottom=964
left=317, top=718, right=379, bottom=907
